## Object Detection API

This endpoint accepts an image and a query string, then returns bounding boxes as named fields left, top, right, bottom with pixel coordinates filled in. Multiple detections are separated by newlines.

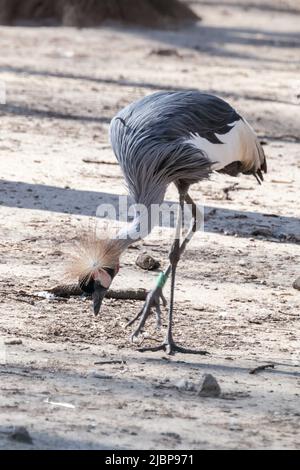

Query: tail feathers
left=217, top=122, right=267, bottom=185
left=255, top=139, right=267, bottom=172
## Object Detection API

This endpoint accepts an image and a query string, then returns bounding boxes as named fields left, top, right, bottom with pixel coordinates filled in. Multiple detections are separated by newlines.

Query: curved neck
left=116, top=204, right=156, bottom=250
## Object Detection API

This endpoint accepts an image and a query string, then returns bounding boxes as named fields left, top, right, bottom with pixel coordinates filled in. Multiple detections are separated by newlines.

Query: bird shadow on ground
left=137, top=355, right=300, bottom=378
left=1, top=103, right=111, bottom=124
left=0, top=65, right=189, bottom=93
left=0, top=19, right=299, bottom=64
left=1, top=180, right=299, bottom=242
left=0, top=65, right=298, bottom=109
left=113, top=23, right=300, bottom=65
left=1, top=357, right=299, bottom=405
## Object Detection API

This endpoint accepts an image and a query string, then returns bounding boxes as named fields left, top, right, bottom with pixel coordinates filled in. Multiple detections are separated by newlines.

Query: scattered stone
left=135, top=253, right=160, bottom=271
left=161, top=432, right=182, bottom=442
left=4, top=338, right=22, bottom=345
left=150, top=48, right=180, bottom=57
left=251, top=228, right=273, bottom=237
left=221, top=391, right=250, bottom=400
left=197, top=374, right=221, bottom=398
left=292, top=277, right=300, bottom=291
left=9, top=426, right=33, bottom=445
left=247, top=274, right=258, bottom=280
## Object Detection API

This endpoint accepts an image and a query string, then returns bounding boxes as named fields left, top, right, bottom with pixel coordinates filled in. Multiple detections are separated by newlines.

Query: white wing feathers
left=184, top=119, right=264, bottom=172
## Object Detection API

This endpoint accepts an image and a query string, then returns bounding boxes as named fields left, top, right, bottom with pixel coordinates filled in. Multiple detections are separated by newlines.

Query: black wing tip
left=254, top=141, right=267, bottom=185
left=253, top=168, right=265, bottom=185
left=254, top=173, right=262, bottom=185
left=261, top=159, right=267, bottom=174
left=257, top=168, right=264, bottom=181
left=259, top=142, right=267, bottom=174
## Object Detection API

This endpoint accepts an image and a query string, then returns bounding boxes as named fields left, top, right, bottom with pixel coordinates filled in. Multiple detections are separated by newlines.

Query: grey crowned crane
left=69, top=90, right=267, bottom=355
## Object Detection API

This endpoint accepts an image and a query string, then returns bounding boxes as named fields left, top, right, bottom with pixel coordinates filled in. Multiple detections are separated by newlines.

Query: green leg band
left=156, top=272, right=168, bottom=289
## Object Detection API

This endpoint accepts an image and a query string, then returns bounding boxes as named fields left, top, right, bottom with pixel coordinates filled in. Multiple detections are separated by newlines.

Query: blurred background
left=0, top=0, right=299, bottom=143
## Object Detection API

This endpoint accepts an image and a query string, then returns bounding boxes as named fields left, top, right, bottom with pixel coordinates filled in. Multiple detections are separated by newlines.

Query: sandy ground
left=0, top=0, right=299, bottom=450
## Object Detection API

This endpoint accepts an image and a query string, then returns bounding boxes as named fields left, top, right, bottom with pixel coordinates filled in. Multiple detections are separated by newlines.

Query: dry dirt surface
left=0, top=0, right=299, bottom=450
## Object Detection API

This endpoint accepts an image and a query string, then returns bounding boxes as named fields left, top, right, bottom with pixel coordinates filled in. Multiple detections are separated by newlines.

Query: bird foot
left=138, top=340, right=209, bottom=356
left=126, top=286, right=167, bottom=334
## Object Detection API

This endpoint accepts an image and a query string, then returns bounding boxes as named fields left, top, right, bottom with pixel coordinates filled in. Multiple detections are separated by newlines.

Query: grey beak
left=93, top=281, right=107, bottom=316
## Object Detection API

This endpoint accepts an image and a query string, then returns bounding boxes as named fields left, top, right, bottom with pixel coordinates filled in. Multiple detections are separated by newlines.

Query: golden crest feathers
left=65, top=231, right=123, bottom=282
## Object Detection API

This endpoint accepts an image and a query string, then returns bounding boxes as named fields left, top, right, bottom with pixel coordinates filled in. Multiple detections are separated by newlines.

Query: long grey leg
left=133, top=193, right=208, bottom=355
left=129, top=193, right=201, bottom=335
left=163, top=192, right=184, bottom=350
left=128, top=195, right=183, bottom=335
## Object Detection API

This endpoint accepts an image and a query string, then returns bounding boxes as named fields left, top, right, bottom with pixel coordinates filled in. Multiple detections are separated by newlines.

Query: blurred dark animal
left=0, top=0, right=199, bottom=27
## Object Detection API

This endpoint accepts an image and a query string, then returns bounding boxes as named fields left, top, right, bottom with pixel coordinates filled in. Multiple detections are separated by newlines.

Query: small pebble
left=197, top=374, right=221, bottom=398
left=135, top=253, right=160, bottom=271
left=161, top=432, right=182, bottom=441
left=251, top=228, right=273, bottom=237
left=4, top=339, right=22, bottom=345
left=9, top=426, right=33, bottom=445
left=292, top=277, right=300, bottom=291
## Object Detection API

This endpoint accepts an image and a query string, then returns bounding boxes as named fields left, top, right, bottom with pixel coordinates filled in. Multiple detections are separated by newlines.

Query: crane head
left=65, top=233, right=122, bottom=316
left=79, top=266, right=118, bottom=315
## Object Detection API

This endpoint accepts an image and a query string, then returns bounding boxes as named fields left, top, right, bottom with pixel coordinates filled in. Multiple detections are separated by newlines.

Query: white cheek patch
left=93, top=269, right=112, bottom=289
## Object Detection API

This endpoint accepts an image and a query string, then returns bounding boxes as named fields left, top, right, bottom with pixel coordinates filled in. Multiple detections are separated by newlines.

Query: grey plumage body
left=110, top=90, right=266, bottom=209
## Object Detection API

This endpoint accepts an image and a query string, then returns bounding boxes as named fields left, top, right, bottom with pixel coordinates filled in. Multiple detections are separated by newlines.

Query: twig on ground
left=82, top=158, right=117, bottom=165
left=47, top=285, right=147, bottom=301
left=249, top=364, right=275, bottom=375
left=1, top=286, right=147, bottom=302
left=278, top=311, right=299, bottom=317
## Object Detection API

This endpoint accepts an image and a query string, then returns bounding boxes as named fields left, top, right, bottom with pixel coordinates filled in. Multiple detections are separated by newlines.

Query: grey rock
left=292, top=277, right=300, bottom=291
left=4, top=338, right=22, bottom=345
left=9, top=426, right=33, bottom=444
left=197, top=374, right=221, bottom=397
left=251, top=228, right=273, bottom=237
left=135, top=253, right=160, bottom=271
